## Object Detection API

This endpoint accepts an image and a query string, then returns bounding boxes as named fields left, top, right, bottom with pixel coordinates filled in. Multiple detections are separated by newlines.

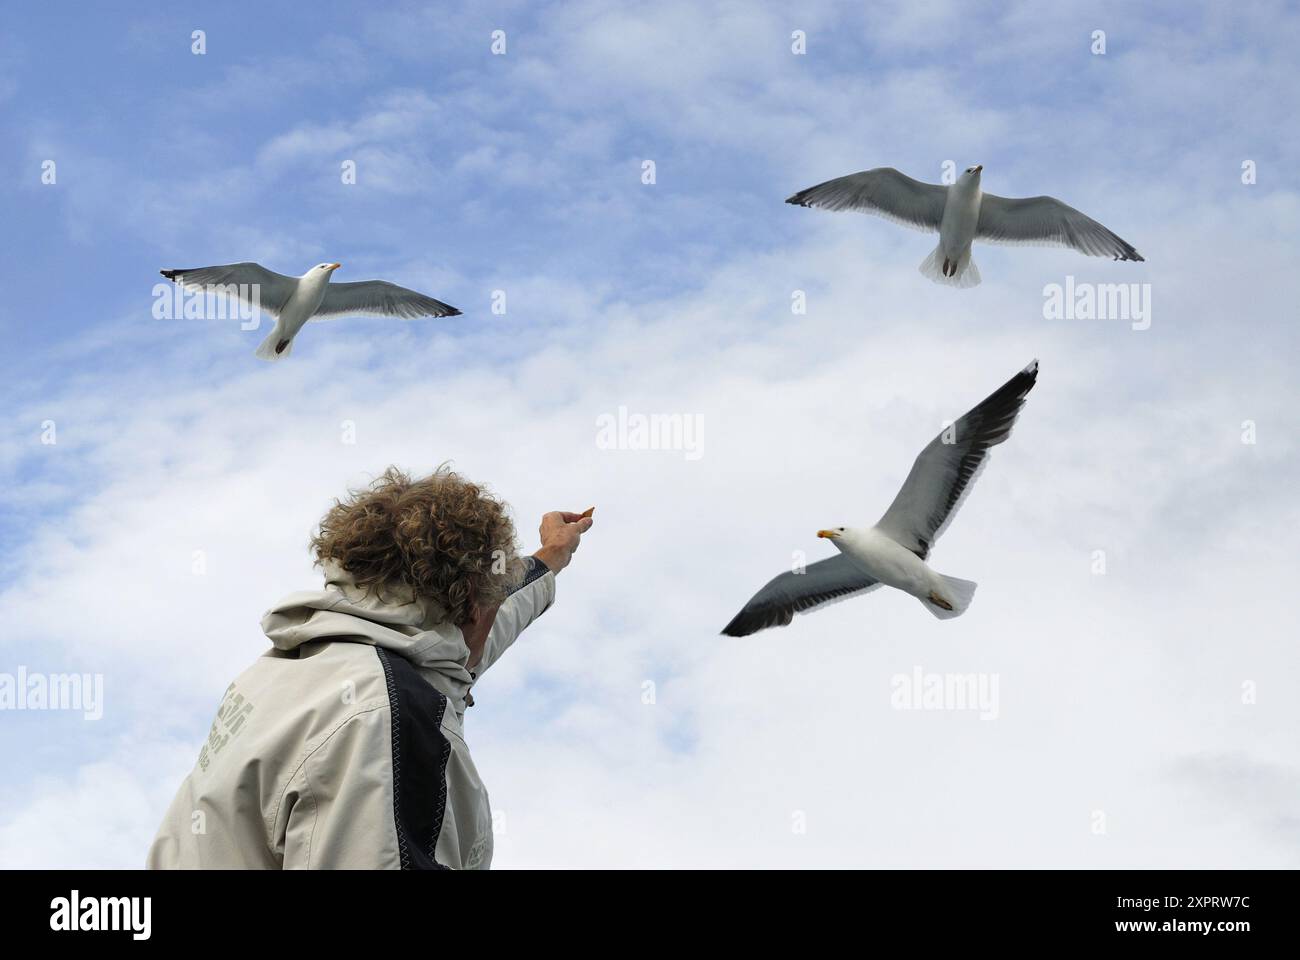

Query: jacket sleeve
left=279, top=705, right=404, bottom=869
left=474, top=557, right=556, bottom=679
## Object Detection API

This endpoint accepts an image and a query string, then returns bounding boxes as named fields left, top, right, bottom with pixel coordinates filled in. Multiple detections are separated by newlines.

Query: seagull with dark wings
left=787, top=165, right=1143, bottom=287
left=159, top=261, right=462, bottom=361
left=721, top=361, right=1039, bottom=637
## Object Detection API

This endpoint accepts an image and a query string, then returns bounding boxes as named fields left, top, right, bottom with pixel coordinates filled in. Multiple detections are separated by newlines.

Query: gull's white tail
left=254, top=327, right=293, bottom=362
left=919, top=244, right=981, bottom=288
left=921, top=574, right=978, bottom=620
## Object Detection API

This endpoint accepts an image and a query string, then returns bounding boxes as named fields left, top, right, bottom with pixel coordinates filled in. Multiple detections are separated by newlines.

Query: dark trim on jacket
left=375, top=647, right=452, bottom=869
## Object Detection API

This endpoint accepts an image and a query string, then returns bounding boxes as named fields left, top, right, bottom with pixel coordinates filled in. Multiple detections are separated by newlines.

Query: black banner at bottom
left=0, top=868, right=1282, bottom=946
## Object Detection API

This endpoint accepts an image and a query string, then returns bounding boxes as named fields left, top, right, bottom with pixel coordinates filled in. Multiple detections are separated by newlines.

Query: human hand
left=533, top=507, right=594, bottom=574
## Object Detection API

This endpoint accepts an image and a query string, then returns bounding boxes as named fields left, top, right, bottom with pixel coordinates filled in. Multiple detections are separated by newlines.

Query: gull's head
left=817, top=527, right=849, bottom=549
left=310, top=262, right=342, bottom=277
left=962, top=164, right=984, bottom=182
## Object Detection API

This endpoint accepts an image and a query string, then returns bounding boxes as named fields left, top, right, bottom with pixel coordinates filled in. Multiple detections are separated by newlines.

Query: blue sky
left=2, top=1, right=1299, bottom=866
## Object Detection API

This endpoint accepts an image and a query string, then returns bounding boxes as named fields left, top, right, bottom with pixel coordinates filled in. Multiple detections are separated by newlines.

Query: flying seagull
left=786, top=165, right=1143, bottom=288
left=159, top=262, right=462, bottom=361
left=721, top=360, right=1039, bottom=637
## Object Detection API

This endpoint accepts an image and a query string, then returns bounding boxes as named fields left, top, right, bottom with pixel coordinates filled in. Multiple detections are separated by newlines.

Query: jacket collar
left=260, top=560, right=475, bottom=707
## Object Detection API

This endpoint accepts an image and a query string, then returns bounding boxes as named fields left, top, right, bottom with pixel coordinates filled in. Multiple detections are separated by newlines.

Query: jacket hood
left=261, top=559, right=474, bottom=703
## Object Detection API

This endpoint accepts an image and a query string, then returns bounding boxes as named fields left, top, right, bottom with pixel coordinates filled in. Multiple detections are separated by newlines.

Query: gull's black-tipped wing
left=159, top=262, right=299, bottom=316
left=312, top=280, right=461, bottom=320
left=721, top=555, right=880, bottom=637
left=976, top=195, right=1143, bottom=261
left=876, top=360, right=1039, bottom=560
left=786, top=167, right=947, bottom=233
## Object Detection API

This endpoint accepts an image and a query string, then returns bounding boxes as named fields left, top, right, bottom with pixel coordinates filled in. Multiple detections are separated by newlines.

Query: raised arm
left=468, top=509, right=593, bottom=677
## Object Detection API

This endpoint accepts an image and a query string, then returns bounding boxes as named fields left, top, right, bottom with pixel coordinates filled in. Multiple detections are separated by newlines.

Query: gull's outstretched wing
left=786, top=167, right=947, bottom=233
left=311, top=280, right=462, bottom=321
left=976, top=194, right=1143, bottom=261
left=159, top=262, right=298, bottom=316
left=876, top=360, right=1039, bottom=560
left=721, top=556, right=880, bottom=638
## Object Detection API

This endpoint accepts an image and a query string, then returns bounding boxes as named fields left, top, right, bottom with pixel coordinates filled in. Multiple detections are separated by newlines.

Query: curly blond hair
left=311, top=466, right=521, bottom=625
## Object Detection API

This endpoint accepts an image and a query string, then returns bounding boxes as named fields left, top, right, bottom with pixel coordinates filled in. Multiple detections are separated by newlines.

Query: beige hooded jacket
left=146, top=557, right=555, bottom=870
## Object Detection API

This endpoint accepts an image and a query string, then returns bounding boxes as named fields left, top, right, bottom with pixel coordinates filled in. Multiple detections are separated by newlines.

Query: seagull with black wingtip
left=787, top=165, right=1144, bottom=287
left=159, top=261, right=461, bottom=361
left=722, top=361, right=1039, bottom=637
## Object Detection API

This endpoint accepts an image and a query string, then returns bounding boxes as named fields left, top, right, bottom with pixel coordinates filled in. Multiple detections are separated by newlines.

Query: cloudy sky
left=2, top=0, right=1298, bottom=868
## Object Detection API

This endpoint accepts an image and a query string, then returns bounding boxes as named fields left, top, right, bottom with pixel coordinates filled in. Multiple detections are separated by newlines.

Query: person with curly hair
left=147, top=466, right=593, bottom=870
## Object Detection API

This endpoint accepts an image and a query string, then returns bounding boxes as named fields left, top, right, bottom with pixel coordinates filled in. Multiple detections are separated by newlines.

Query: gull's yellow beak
left=973, top=164, right=983, bottom=173
left=817, top=529, right=838, bottom=539
left=328, top=263, right=342, bottom=271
